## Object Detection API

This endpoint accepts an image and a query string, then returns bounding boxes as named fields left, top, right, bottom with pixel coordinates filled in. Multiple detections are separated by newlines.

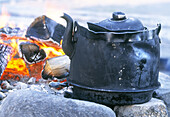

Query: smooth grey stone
left=0, top=89, right=116, bottom=117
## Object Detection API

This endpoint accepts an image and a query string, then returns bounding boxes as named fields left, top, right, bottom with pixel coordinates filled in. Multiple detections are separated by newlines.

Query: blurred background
left=0, top=0, right=170, bottom=74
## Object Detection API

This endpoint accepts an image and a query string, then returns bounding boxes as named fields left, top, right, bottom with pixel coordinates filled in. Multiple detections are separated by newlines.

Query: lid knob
left=112, top=12, right=126, bottom=21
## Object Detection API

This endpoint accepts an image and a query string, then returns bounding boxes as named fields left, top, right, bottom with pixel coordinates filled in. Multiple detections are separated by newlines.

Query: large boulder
left=113, top=98, right=168, bottom=117
left=0, top=89, right=116, bottom=117
left=156, top=72, right=170, bottom=97
left=155, top=72, right=170, bottom=115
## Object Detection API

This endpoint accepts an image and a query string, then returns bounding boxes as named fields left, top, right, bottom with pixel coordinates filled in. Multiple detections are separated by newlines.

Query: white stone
left=27, top=77, right=36, bottom=84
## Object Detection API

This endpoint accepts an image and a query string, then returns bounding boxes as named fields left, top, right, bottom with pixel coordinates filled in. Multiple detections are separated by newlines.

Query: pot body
left=68, top=23, right=160, bottom=105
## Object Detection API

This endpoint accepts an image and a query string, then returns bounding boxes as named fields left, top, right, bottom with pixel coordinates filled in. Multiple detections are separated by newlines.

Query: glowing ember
left=31, top=39, right=65, bottom=59
left=2, top=58, right=29, bottom=80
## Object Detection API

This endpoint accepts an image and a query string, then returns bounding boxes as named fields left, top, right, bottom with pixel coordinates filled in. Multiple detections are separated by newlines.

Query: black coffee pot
left=61, top=12, right=161, bottom=105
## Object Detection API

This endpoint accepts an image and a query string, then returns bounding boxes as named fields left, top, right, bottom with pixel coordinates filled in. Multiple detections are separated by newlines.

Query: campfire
left=0, top=7, right=70, bottom=84
left=0, top=34, right=65, bottom=80
left=0, top=1, right=168, bottom=117
left=0, top=3, right=162, bottom=109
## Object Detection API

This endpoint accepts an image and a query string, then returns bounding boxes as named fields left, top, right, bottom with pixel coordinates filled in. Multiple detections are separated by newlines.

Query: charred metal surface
left=69, top=24, right=160, bottom=90
left=87, top=12, right=144, bottom=32
left=73, top=86, right=153, bottom=106
left=61, top=13, right=74, bottom=58
left=62, top=12, right=161, bottom=105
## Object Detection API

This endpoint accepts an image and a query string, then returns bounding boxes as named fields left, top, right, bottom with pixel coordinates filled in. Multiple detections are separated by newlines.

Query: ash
left=0, top=77, right=72, bottom=104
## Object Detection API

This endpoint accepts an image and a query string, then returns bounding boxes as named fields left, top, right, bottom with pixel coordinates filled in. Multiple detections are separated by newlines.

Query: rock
left=0, top=92, right=6, bottom=100
left=1, top=81, right=13, bottom=90
left=113, top=98, right=168, bottom=117
left=0, top=89, right=116, bottom=117
left=28, top=85, right=43, bottom=92
left=0, top=89, right=8, bottom=93
left=49, top=81, right=68, bottom=89
left=156, top=72, right=170, bottom=95
left=154, top=72, right=170, bottom=116
left=27, top=77, right=36, bottom=84
left=14, top=82, right=28, bottom=90
left=39, top=84, right=56, bottom=94
left=64, top=90, right=73, bottom=98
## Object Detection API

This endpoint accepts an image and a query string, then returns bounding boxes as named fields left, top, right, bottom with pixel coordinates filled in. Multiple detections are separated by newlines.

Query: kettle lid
left=87, top=12, right=145, bottom=32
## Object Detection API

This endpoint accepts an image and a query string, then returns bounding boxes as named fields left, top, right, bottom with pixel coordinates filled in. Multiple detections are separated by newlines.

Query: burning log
left=0, top=44, right=12, bottom=77
left=0, top=15, right=65, bottom=81
left=0, top=32, right=64, bottom=81
left=26, top=15, right=65, bottom=43
left=19, top=42, right=46, bottom=64
left=42, top=55, right=70, bottom=79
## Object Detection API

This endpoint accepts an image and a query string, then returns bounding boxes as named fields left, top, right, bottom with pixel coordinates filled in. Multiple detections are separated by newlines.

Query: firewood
left=42, top=55, right=70, bottom=79
left=26, top=15, right=65, bottom=43
left=0, top=44, right=12, bottom=78
left=19, top=42, right=46, bottom=64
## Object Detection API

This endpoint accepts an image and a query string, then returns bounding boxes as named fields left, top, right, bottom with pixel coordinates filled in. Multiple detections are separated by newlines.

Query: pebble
left=0, top=92, right=6, bottom=100
left=27, top=77, right=36, bottom=84
left=49, top=81, right=68, bottom=89
left=1, top=81, right=13, bottom=90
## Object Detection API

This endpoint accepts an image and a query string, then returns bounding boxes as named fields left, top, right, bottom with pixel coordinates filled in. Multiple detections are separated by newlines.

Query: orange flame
left=0, top=5, right=65, bottom=81
left=0, top=34, right=65, bottom=81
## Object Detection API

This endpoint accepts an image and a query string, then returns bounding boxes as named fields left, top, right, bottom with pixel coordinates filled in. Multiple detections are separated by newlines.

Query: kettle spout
left=61, top=13, right=74, bottom=57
